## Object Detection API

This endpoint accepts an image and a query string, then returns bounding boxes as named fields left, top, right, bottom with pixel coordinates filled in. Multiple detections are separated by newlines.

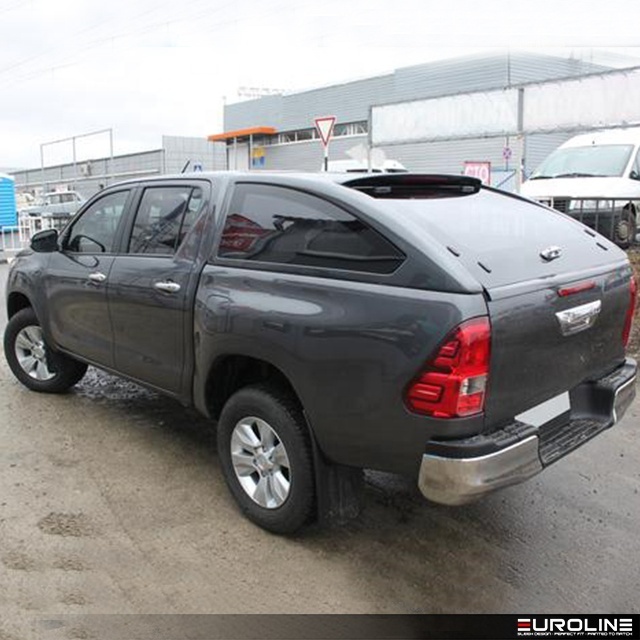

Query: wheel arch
left=204, top=354, right=307, bottom=424
left=7, top=292, right=33, bottom=319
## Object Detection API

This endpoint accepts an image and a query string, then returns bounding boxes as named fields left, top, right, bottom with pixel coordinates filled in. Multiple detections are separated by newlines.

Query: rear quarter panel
left=193, top=266, right=488, bottom=475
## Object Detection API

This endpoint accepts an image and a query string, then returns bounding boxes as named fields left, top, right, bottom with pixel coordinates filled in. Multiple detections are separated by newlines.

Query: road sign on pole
left=314, top=116, right=336, bottom=171
left=463, top=161, right=491, bottom=185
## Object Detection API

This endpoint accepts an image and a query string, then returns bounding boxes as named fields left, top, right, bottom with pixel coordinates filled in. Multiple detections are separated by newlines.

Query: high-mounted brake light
left=406, top=317, right=491, bottom=419
left=558, top=281, right=596, bottom=297
left=622, top=274, right=637, bottom=349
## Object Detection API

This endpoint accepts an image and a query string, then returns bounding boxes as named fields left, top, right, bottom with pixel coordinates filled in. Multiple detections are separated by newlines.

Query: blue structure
left=0, top=173, right=17, bottom=228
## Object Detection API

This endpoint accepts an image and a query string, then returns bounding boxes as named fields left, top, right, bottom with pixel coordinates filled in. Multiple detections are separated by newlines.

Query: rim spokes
left=230, top=416, right=291, bottom=509
left=234, top=421, right=261, bottom=449
left=231, top=450, right=257, bottom=477
left=14, top=325, right=55, bottom=381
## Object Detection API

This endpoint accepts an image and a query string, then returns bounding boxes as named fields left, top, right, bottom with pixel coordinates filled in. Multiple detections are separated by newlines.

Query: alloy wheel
left=14, top=325, right=55, bottom=381
left=230, top=417, right=291, bottom=509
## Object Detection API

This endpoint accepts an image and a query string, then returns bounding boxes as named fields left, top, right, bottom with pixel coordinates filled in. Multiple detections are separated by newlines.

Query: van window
left=530, top=144, right=633, bottom=179
left=632, top=150, right=640, bottom=178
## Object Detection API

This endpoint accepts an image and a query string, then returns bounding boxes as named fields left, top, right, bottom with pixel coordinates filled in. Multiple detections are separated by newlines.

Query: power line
left=1, top=0, right=290, bottom=89
left=0, top=0, right=212, bottom=78
left=0, top=0, right=32, bottom=16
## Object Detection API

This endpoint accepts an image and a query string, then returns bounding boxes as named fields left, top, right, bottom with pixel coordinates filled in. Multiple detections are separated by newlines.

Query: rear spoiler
left=342, top=174, right=482, bottom=198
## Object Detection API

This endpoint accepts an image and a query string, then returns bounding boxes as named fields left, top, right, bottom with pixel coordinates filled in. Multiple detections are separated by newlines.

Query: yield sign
left=314, top=116, right=336, bottom=147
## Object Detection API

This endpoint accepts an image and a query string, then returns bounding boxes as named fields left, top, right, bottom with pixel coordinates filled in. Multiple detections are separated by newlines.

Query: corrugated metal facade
left=225, top=53, right=608, bottom=133
left=162, top=136, right=226, bottom=174
left=12, top=150, right=165, bottom=199
left=225, top=75, right=394, bottom=133
left=263, top=136, right=370, bottom=172
left=254, top=132, right=568, bottom=188
left=379, top=137, right=525, bottom=175
left=12, top=137, right=226, bottom=200
left=262, top=134, right=526, bottom=178
left=222, top=52, right=611, bottom=179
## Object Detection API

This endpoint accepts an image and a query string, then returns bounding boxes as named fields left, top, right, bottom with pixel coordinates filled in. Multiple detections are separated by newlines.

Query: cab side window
left=65, top=190, right=130, bottom=254
left=128, top=186, right=201, bottom=255
left=217, top=184, right=404, bottom=274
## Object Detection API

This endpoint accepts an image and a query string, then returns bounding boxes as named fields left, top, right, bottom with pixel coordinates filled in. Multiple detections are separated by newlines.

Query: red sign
left=314, top=116, right=336, bottom=147
left=463, top=161, right=491, bottom=185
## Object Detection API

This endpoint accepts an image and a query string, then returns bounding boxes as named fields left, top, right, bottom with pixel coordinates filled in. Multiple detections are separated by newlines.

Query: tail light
left=622, top=274, right=637, bottom=348
left=406, top=317, right=491, bottom=419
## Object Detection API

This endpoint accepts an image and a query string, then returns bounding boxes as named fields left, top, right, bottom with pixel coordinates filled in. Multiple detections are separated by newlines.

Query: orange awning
left=207, top=126, right=277, bottom=142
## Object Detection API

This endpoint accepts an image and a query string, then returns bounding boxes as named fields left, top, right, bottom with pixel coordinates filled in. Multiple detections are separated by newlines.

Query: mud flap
left=310, top=437, right=364, bottom=526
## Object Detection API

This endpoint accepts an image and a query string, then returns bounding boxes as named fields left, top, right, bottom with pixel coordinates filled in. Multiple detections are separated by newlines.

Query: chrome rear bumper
left=418, top=436, right=542, bottom=505
left=418, top=358, right=636, bottom=506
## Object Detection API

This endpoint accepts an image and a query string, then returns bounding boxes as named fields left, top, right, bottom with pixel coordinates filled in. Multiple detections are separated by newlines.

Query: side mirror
left=30, top=229, right=59, bottom=253
left=629, top=170, right=640, bottom=181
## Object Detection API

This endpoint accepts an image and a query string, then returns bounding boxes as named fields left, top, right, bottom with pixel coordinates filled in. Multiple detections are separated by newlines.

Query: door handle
left=88, top=272, right=107, bottom=283
left=153, top=281, right=181, bottom=294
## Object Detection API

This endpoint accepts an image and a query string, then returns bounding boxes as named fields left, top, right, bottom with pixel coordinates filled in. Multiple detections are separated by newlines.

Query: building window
left=264, top=122, right=368, bottom=146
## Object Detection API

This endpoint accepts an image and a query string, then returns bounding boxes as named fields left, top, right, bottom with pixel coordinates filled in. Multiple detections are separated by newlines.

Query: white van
left=521, top=127, right=640, bottom=247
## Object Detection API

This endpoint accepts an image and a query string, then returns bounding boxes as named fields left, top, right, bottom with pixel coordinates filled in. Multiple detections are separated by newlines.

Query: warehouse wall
left=162, top=136, right=226, bottom=174
left=12, top=149, right=165, bottom=199
left=258, top=134, right=526, bottom=179
left=261, top=136, right=369, bottom=171
left=378, top=136, right=524, bottom=175
left=225, top=53, right=609, bottom=134
left=11, top=137, right=226, bottom=201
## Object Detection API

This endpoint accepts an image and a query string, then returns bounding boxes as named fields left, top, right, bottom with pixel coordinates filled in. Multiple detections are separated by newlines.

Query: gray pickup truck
left=3, top=172, right=637, bottom=533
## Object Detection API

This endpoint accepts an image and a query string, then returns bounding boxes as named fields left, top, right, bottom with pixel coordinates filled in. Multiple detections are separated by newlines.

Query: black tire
left=217, top=384, right=315, bottom=534
left=4, top=307, right=88, bottom=393
left=613, top=208, right=636, bottom=248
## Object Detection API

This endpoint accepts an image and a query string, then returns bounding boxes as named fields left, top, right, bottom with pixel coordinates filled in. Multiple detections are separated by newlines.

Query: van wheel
left=4, top=308, right=88, bottom=393
left=614, top=209, right=636, bottom=248
left=217, top=385, right=315, bottom=534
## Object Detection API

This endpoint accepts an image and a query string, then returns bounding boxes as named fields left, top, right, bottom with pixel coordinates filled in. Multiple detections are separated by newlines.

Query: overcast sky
left=2, top=0, right=640, bottom=169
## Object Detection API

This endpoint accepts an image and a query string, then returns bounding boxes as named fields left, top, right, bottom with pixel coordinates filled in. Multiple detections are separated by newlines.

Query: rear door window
left=217, top=184, right=404, bottom=274
left=128, top=186, right=202, bottom=255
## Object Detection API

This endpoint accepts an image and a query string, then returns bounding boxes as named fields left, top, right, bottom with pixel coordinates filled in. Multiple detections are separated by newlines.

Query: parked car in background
left=521, top=127, right=640, bottom=248
left=3, top=172, right=637, bottom=533
left=23, top=190, right=85, bottom=218
left=15, top=192, right=35, bottom=210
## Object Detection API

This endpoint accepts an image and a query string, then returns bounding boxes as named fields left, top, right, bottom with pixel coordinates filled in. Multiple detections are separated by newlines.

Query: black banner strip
left=36, top=614, right=640, bottom=640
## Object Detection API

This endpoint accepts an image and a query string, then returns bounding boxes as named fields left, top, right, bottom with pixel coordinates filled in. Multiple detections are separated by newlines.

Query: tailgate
left=344, top=179, right=634, bottom=426
left=484, top=264, right=632, bottom=426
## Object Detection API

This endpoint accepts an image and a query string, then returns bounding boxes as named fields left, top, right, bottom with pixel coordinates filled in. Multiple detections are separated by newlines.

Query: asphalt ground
left=0, top=262, right=638, bottom=640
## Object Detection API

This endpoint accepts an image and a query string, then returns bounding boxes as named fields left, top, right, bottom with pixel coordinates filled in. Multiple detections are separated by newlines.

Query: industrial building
left=212, top=51, right=639, bottom=190
left=11, top=135, right=226, bottom=202
left=10, top=51, right=640, bottom=202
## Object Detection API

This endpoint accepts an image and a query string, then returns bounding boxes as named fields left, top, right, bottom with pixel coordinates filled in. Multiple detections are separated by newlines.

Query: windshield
left=530, top=144, right=633, bottom=179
